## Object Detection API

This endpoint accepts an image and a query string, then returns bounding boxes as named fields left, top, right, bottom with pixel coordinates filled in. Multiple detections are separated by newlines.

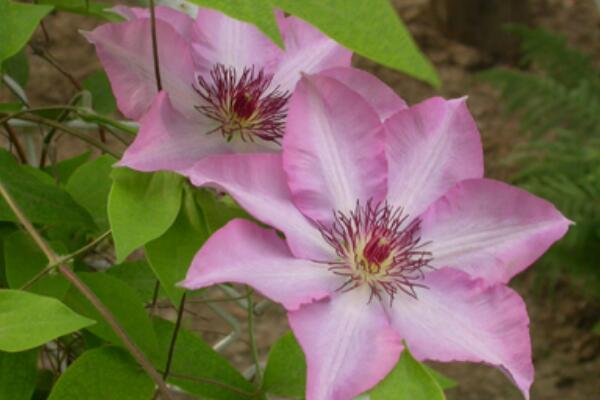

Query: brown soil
left=2, top=0, right=599, bottom=399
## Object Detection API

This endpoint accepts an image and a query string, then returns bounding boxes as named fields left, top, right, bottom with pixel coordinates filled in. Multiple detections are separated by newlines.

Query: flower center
left=318, top=201, right=433, bottom=303
left=194, top=64, right=290, bottom=143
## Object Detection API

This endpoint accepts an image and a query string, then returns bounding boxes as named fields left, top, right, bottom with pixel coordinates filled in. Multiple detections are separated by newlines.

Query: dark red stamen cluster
left=194, top=64, right=290, bottom=143
left=318, top=200, right=433, bottom=304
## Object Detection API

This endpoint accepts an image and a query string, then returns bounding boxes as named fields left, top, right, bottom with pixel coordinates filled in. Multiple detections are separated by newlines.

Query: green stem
left=2, top=122, right=28, bottom=163
left=151, top=293, right=187, bottom=400
left=148, top=0, right=163, bottom=91
left=7, top=114, right=121, bottom=158
left=39, top=97, right=81, bottom=167
left=163, top=293, right=187, bottom=380
left=149, top=280, right=161, bottom=316
left=30, top=45, right=82, bottom=91
left=166, top=372, right=261, bottom=398
left=20, top=230, right=111, bottom=290
left=0, top=106, right=137, bottom=136
left=246, top=287, right=262, bottom=384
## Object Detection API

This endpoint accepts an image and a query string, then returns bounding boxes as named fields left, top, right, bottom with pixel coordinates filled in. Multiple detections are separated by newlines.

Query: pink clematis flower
left=85, top=6, right=401, bottom=175
left=181, top=74, right=570, bottom=399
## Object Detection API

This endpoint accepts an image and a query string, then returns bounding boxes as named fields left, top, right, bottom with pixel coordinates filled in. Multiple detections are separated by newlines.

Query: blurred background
left=1, top=0, right=599, bottom=398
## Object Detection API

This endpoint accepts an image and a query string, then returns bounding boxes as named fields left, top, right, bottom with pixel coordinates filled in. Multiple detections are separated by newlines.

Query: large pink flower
left=181, top=74, right=570, bottom=399
left=86, top=6, right=401, bottom=175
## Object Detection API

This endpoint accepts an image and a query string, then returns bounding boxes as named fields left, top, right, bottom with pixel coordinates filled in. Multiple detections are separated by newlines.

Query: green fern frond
left=506, top=25, right=600, bottom=89
left=480, top=26, right=600, bottom=289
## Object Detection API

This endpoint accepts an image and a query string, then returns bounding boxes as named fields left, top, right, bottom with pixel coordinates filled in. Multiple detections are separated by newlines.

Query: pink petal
left=181, top=219, right=339, bottom=310
left=189, top=153, right=334, bottom=261
left=420, top=178, right=571, bottom=283
left=289, top=288, right=403, bottom=400
left=389, top=268, right=534, bottom=399
left=84, top=18, right=197, bottom=120
left=110, top=5, right=194, bottom=37
left=272, top=16, right=352, bottom=93
left=119, top=92, right=227, bottom=174
left=384, top=97, right=484, bottom=219
left=283, top=74, right=387, bottom=224
left=320, top=67, right=407, bottom=121
left=190, top=8, right=283, bottom=73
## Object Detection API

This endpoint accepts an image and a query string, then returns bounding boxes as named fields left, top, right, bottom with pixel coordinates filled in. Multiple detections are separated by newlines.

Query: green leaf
left=37, top=0, right=122, bottom=21
left=0, top=103, right=22, bottom=113
left=369, top=347, right=446, bottom=400
left=108, top=168, right=183, bottom=262
left=66, top=155, right=116, bottom=231
left=0, top=149, right=94, bottom=227
left=43, top=151, right=91, bottom=184
left=152, top=318, right=256, bottom=400
left=0, top=348, right=38, bottom=400
left=195, top=189, right=253, bottom=233
left=273, top=0, right=440, bottom=87
left=63, top=272, right=159, bottom=358
left=0, top=0, right=53, bottom=64
left=107, top=260, right=160, bottom=301
left=22, top=164, right=55, bottom=185
left=4, top=231, right=70, bottom=299
left=33, top=368, right=54, bottom=399
left=189, top=0, right=283, bottom=47
left=0, top=289, right=94, bottom=352
left=48, top=347, right=154, bottom=400
left=2, top=49, right=29, bottom=87
left=0, top=223, right=15, bottom=287
left=263, top=331, right=306, bottom=398
left=146, top=189, right=209, bottom=305
left=83, top=70, right=117, bottom=115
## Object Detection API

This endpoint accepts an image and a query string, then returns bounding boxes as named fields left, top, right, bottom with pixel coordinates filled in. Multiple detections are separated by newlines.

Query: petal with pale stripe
left=384, top=97, right=483, bottom=220
left=271, top=16, right=352, bottom=93
left=118, top=92, right=225, bottom=174
left=84, top=18, right=197, bottom=120
left=421, top=178, right=570, bottom=283
left=190, top=8, right=282, bottom=73
left=110, top=5, right=194, bottom=37
left=283, top=74, right=387, bottom=224
left=389, top=268, right=534, bottom=399
left=289, top=288, right=403, bottom=400
left=321, top=67, right=407, bottom=121
left=181, top=219, right=339, bottom=310
left=189, top=153, right=334, bottom=261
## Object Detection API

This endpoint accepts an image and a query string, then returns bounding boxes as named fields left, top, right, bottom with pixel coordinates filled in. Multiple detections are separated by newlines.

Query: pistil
left=319, top=201, right=433, bottom=303
left=194, top=64, right=290, bottom=143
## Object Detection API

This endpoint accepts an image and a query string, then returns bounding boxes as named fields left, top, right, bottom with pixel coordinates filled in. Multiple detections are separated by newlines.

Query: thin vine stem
left=20, top=230, right=112, bottom=290
left=5, top=114, right=120, bottom=158
left=2, top=122, right=28, bottom=163
left=152, top=293, right=188, bottom=399
left=149, top=280, right=161, bottom=316
left=2, top=74, right=31, bottom=107
left=246, top=287, right=262, bottom=384
left=0, top=182, right=174, bottom=400
left=39, top=96, right=81, bottom=167
left=0, top=106, right=80, bottom=125
left=30, top=45, right=82, bottom=91
left=166, top=372, right=262, bottom=398
left=148, top=0, right=163, bottom=91
left=0, top=106, right=137, bottom=136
